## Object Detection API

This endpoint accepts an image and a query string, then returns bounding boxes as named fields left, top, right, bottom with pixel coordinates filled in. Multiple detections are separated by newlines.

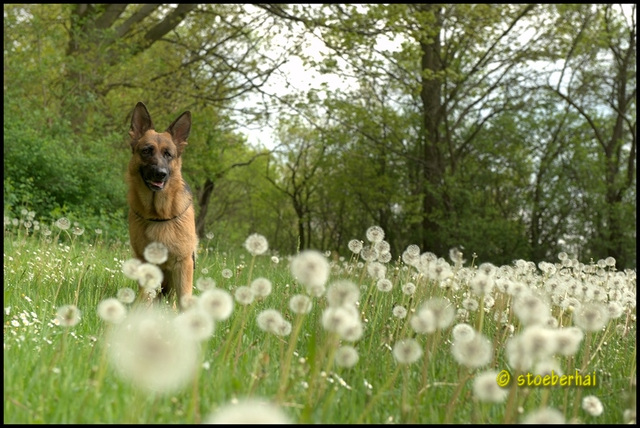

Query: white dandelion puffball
left=199, top=289, right=234, bottom=321
left=143, top=241, right=168, bottom=265
left=365, top=225, right=385, bottom=243
left=393, top=338, right=423, bottom=364
left=244, top=233, right=269, bottom=256
left=290, top=250, right=330, bottom=291
left=205, top=398, right=292, bottom=424
left=107, top=307, right=199, bottom=394
left=56, top=304, right=81, bottom=327
left=97, top=298, right=127, bottom=324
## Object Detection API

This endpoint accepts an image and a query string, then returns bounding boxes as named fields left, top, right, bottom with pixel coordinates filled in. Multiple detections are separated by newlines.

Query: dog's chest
left=143, top=221, right=189, bottom=258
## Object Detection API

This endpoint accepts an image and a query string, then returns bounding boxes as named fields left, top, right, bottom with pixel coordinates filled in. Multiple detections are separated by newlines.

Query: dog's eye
left=141, top=146, right=153, bottom=155
left=164, top=151, right=173, bottom=159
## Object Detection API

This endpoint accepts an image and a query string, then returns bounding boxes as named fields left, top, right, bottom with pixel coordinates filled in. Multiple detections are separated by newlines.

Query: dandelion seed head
left=198, top=289, right=234, bottom=321
left=451, top=323, right=476, bottom=343
left=221, top=268, right=233, bottom=279
left=505, top=335, right=533, bottom=372
left=55, top=217, right=70, bottom=230
left=180, top=294, right=199, bottom=311
left=196, top=277, right=217, bottom=292
left=326, top=280, right=360, bottom=308
left=290, top=250, right=330, bottom=290
left=366, top=261, right=386, bottom=280
left=359, top=246, right=379, bottom=262
left=257, top=309, right=285, bottom=334
left=274, top=320, right=292, bottom=336
left=449, top=247, right=466, bottom=266
left=339, top=319, right=363, bottom=342
left=348, top=239, right=363, bottom=254
left=56, top=304, right=81, bottom=327
left=143, top=241, right=168, bottom=265
left=451, top=333, right=492, bottom=368
left=581, top=395, right=604, bottom=417
left=234, top=286, right=255, bottom=305
left=393, top=306, right=407, bottom=319
left=122, top=258, right=142, bottom=280
left=574, top=302, right=609, bottom=332
left=606, top=301, right=624, bottom=319
left=117, top=287, right=136, bottom=304
left=244, top=233, right=269, bottom=256
left=107, top=307, right=198, bottom=394
left=522, top=407, right=565, bottom=424
left=392, top=338, right=423, bottom=364
left=469, top=272, right=494, bottom=296
left=462, top=297, right=479, bottom=311
left=401, top=282, right=416, bottom=295
left=335, top=345, right=359, bottom=368
left=205, top=398, right=292, bottom=424
left=533, top=358, right=563, bottom=377
left=377, top=251, right=392, bottom=264
left=321, top=306, right=358, bottom=334
left=289, top=294, right=313, bottom=314
left=402, top=250, right=420, bottom=267
left=250, top=277, right=273, bottom=298
left=365, top=225, right=385, bottom=243
left=376, top=278, right=393, bottom=292
left=175, top=308, right=214, bottom=342
left=473, top=370, right=508, bottom=403
left=375, top=240, right=390, bottom=254
left=410, top=308, right=437, bottom=334
left=520, top=325, right=558, bottom=360
left=421, top=297, right=455, bottom=329
left=513, top=293, right=551, bottom=326
left=307, top=283, right=326, bottom=297
left=136, top=263, right=163, bottom=290
left=97, top=298, right=127, bottom=324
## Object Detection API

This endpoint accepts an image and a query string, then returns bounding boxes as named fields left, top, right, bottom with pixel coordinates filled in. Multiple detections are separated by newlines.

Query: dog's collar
left=133, top=200, right=192, bottom=222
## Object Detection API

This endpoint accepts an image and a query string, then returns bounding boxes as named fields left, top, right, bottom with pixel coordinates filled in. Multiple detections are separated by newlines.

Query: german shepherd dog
left=127, top=102, right=197, bottom=308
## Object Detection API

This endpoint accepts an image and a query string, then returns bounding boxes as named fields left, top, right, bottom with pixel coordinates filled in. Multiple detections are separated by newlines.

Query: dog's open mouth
left=147, top=180, right=166, bottom=191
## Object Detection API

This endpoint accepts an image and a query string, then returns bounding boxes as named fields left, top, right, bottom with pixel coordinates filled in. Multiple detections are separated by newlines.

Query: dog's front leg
left=171, top=254, right=194, bottom=309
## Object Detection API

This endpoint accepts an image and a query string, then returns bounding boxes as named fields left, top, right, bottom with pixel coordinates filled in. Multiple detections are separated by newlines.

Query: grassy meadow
left=3, top=214, right=637, bottom=424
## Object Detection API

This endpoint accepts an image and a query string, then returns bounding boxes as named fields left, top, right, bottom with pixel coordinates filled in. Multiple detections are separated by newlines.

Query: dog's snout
left=152, top=167, right=168, bottom=181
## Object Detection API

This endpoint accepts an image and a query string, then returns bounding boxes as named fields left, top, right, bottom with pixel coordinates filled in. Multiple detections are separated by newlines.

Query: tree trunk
left=196, top=178, right=214, bottom=239
left=417, top=5, right=444, bottom=253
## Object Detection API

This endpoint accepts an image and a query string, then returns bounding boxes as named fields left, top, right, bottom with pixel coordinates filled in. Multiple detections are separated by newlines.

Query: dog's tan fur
left=126, top=102, right=197, bottom=307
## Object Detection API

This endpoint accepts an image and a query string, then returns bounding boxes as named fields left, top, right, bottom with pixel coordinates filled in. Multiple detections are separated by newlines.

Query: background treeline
left=3, top=4, right=636, bottom=268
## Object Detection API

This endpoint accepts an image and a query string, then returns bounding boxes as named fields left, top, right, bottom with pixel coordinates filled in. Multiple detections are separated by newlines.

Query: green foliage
left=3, top=225, right=637, bottom=424
left=2, top=4, right=636, bottom=268
left=3, top=100, right=129, bottom=241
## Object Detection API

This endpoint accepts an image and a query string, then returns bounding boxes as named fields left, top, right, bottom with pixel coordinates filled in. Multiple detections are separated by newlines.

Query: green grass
left=3, top=220, right=637, bottom=424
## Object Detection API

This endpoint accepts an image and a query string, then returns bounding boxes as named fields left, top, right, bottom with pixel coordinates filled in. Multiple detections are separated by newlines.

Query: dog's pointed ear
left=129, top=102, right=154, bottom=143
left=167, top=111, right=191, bottom=155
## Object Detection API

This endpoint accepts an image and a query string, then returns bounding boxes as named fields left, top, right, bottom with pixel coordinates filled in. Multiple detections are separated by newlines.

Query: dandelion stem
left=189, top=346, right=205, bottom=424
left=365, top=289, right=381, bottom=356
left=444, top=367, right=470, bottom=423
left=356, top=364, right=401, bottom=424
left=420, top=337, right=432, bottom=389
left=401, top=366, right=410, bottom=423
left=246, top=254, right=256, bottom=285
left=222, top=305, right=248, bottom=361
left=503, top=370, right=520, bottom=424
left=572, top=331, right=592, bottom=420
left=277, top=313, right=306, bottom=402
left=476, top=296, right=485, bottom=333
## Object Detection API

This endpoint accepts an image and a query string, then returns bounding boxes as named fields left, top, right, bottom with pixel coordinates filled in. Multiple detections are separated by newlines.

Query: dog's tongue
left=152, top=181, right=164, bottom=189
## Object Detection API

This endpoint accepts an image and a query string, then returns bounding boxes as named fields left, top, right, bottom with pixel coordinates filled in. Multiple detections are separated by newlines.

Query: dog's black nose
left=152, top=167, right=168, bottom=181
